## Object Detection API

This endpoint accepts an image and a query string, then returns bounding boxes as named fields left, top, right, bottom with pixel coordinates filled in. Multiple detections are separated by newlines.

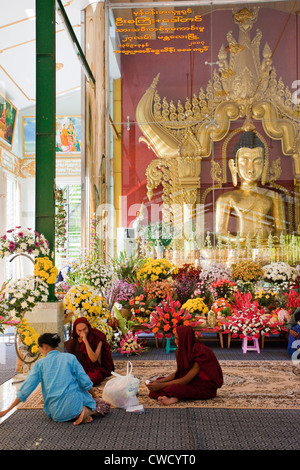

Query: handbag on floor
left=102, top=361, right=140, bottom=410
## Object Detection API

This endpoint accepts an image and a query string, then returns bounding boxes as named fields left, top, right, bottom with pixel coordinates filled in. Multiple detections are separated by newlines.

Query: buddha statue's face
left=236, top=146, right=264, bottom=184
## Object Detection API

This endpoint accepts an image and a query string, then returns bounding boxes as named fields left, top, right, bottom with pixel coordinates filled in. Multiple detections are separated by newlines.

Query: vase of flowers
left=199, top=263, right=233, bottom=284
left=253, top=288, right=279, bottom=310
left=111, top=250, right=144, bottom=284
left=144, top=279, right=174, bottom=304
left=142, top=221, right=173, bottom=255
left=172, top=263, right=201, bottom=304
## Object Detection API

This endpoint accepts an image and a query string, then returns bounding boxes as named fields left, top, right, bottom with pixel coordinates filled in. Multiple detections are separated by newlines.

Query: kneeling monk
left=146, top=325, right=223, bottom=405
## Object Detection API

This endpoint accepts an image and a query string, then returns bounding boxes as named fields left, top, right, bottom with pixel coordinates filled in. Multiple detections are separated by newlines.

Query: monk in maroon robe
left=147, top=325, right=223, bottom=405
left=65, top=318, right=114, bottom=386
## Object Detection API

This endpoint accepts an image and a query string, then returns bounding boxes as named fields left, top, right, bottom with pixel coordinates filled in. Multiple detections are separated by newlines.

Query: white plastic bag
left=102, top=361, right=140, bottom=410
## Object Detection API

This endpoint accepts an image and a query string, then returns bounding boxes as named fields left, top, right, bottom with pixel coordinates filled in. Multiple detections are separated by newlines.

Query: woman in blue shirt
left=0, top=333, right=110, bottom=425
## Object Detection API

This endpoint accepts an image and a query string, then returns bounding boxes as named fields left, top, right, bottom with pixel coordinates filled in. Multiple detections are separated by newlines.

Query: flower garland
left=34, top=257, right=58, bottom=284
left=55, top=187, right=67, bottom=254
left=0, top=227, right=50, bottom=259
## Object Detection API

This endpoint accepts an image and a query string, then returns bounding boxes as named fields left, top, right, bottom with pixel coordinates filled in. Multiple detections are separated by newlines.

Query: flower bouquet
left=68, top=254, right=114, bottom=296
left=283, top=289, right=300, bottom=313
left=181, top=297, right=209, bottom=318
left=231, top=261, right=264, bottom=294
left=220, top=291, right=284, bottom=339
left=55, top=281, right=71, bottom=301
left=108, top=280, right=138, bottom=308
left=172, top=264, right=201, bottom=304
left=144, top=279, right=174, bottom=302
left=231, top=261, right=264, bottom=283
left=111, top=250, right=144, bottom=284
left=211, top=298, right=232, bottom=318
left=34, top=257, right=58, bottom=284
left=192, top=281, right=214, bottom=307
left=63, top=284, right=110, bottom=320
left=137, top=258, right=178, bottom=283
left=172, top=263, right=201, bottom=282
left=211, top=279, right=236, bottom=301
left=0, top=276, right=49, bottom=321
left=127, top=293, right=156, bottom=318
left=262, top=262, right=298, bottom=286
left=144, top=296, right=201, bottom=339
left=112, top=328, right=147, bottom=356
left=0, top=227, right=50, bottom=258
left=253, top=288, right=279, bottom=309
left=199, top=263, right=232, bottom=284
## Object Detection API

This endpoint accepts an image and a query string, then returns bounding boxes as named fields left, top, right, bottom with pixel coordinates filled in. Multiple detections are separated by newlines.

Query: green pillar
left=35, top=0, right=56, bottom=301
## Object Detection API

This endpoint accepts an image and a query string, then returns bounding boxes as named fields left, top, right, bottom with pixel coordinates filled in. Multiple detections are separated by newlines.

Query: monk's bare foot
left=73, top=406, right=94, bottom=425
left=83, top=416, right=93, bottom=423
left=159, top=396, right=179, bottom=406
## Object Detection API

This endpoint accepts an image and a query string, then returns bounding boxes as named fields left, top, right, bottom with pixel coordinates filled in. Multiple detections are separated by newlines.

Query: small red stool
left=242, top=336, right=260, bottom=354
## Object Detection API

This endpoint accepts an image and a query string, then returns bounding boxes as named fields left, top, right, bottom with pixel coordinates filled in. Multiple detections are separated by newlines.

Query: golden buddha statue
left=215, top=131, right=286, bottom=245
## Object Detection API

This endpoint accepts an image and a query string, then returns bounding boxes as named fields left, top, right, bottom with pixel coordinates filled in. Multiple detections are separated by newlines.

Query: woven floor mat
left=18, top=359, right=300, bottom=410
